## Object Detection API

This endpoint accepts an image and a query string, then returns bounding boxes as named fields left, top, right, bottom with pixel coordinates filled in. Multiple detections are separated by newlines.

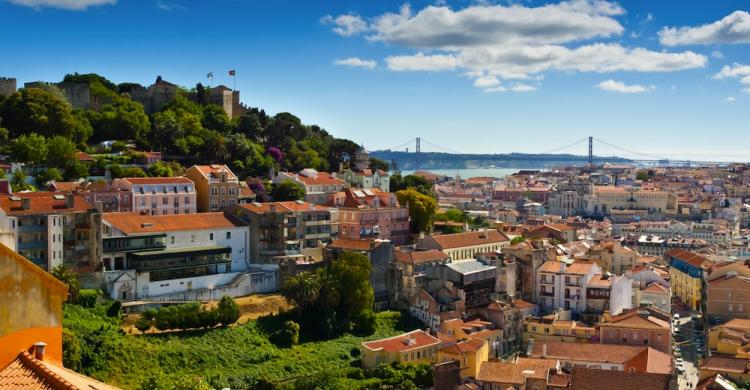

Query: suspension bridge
left=375, top=136, right=739, bottom=169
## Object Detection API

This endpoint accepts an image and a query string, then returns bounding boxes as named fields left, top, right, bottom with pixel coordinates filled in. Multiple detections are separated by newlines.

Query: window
left=226, top=232, right=231, bottom=239
left=171, top=236, right=175, bottom=244
left=191, top=234, right=195, bottom=243
left=729, top=303, right=734, bottom=312
left=210, top=233, right=214, bottom=241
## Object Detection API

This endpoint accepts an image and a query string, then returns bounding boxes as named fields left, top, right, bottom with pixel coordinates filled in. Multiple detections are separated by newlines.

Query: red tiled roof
left=699, top=355, right=750, bottom=374
left=189, top=165, right=238, bottom=180
left=120, top=177, right=193, bottom=185
left=476, top=357, right=556, bottom=384
left=0, top=350, right=122, bottom=390
left=103, top=212, right=244, bottom=234
left=538, top=260, right=596, bottom=275
left=283, top=171, right=344, bottom=186
left=0, top=192, right=94, bottom=216
left=74, top=151, right=93, bottom=161
left=394, top=250, right=450, bottom=264
left=530, top=341, right=671, bottom=373
left=641, top=282, right=669, bottom=294
left=440, top=338, right=486, bottom=355
left=666, top=249, right=710, bottom=267
left=362, top=330, right=441, bottom=353
left=569, top=367, right=670, bottom=390
left=428, top=230, right=509, bottom=250
left=236, top=201, right=329, bottom=214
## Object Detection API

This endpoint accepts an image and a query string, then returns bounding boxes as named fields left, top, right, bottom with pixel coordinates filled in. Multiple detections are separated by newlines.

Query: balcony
left=564, top=295, right=581, bottom=300
left=540, top=290, right=555, bottom=297
left=565, top=280, right=580, bottom=287
left=540, top=279, right=555, bottom=285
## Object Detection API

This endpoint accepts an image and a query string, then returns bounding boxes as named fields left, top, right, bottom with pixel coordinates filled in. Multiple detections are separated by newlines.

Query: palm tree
left=281, top=272, right=320, bottom=319
left=51, top=264, right=80, bottom=304
left=316, top=270, right=340, bottom=311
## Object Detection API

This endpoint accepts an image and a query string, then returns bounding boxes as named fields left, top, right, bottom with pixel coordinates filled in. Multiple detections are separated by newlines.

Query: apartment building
left=584, top=187, right=673, bottom=217
left=0, top=192, right=102, bottom=281
left=340, top=147, right=390, bottom=192
left=51, top=180, right=131, bottom=213
left=417, top=230, right=510, bottom=261
left=185, top=164, right=240, bottom=212
left=333, top=188, right=410, bottom=245
left=523, top=312, right=597, bottom=344
left=111, top=177, right=196, bottom=215
left=599, top=308, right=672, bottom=354
left=707, top=274, right=750, bottom=322
left=618, top=220, right=733, bottom=247
left=666, top=249, right=711, bottom=311
left=393, top=249, right=452, bottom=302
left=536, top=260, right=601, bottom=315
left=476, top=357, right=561, bottom=390
left=100, top=211, right=252, bottom=300
left=229, top=201, right=334, bottom=263
left=586, top=240, right=637, bottom=275
left=274, top=169, right=345, bottom=205
left=438, top=338, right=488, bottom=379
left=528, top=341, right=672, bottom=374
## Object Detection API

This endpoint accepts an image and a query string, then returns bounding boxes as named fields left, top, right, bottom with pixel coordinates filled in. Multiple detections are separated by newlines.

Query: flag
left=228, top=69, right=236, bottom=76
left=206, top=72, right=214, bottom=78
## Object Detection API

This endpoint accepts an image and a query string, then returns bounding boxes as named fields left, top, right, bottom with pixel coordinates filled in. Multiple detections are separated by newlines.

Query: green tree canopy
left=271, top=180, right=306, bottom=201
left=0, top=88, right=90, bottom=141
left=46, top=135, right=78, bottom=168
left=202, top=104, right=230, bottom=133
left=11, top=133, right=48, bottom=166
left=396, top=188, right=437, bottom=233
left=88, top=96, right=150, bottom=142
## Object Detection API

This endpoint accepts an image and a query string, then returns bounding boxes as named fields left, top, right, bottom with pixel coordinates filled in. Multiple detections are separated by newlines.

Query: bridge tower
left=588, top=136, right=593, bottom=165
left=416, top=137, right=421, bottom=171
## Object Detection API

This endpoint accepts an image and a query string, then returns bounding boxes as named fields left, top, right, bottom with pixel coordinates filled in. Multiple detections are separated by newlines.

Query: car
left=673, top=313, right=680, bottom=320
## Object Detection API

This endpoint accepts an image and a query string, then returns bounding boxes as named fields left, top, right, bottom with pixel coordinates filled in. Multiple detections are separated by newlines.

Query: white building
left=101, top=211, right=275, bottom=301
left=537, top=260, right=601, bottom=315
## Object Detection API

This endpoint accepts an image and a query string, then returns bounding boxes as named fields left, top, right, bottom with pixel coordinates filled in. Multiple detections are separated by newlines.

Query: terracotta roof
left=103, top=212, right=244, bottom=234
left=189, top=165, right=238, bottom=180
left=74, top=151, right=93, bottom=161
left=48, top=181, right=82, bottom=192
left=588, top=273, right=613, bottom=287
left=440, top=338, right=486, bottom=355
left=283, top=171, right=344, bottom=186
left=512, top=299, right=537, bottom=310
left=641, top=282, right=669, bottom=294
left=569, top=367, right=670, bottom=390
left=428, top=230, right=509, bottom=250
left=548, top=372, right=571, bottom=387
left=530, top=341, right=671, bottom=373
left=394, top=250, right=450, bottom=264
left=666, top=249, right=710, bottom=267
left=538, top=260, right=596, bottom=275
left=709, top=274, right=750, bottom=286
left=604, top=311, right=669, bottom=330
left=719, top=319, right=750, bottom=332
left=476, top=357, right=556, bottom=384
left=700, top=355, right=750, bottom=374
left=362, top=330, right=441, bottom=353
left=119, top=177, right=193, bottom=185
left=0, top=350, right=121, bottom=390
left=329, top=238, right=382, bottom=252
left=0, top=192, right=94, bottom=216
left=236, top=201, right=328, bottom=214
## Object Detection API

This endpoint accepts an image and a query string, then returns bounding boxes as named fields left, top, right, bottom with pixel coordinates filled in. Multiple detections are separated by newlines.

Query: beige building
left=361, top=330, right=441, bottom=369
left=584, top=187, right=673, bottom=217
left=185, top=165, right=240, bottom=212
left=111, top=177, right=196, bottom=215
left=417, top=230, right=510, bottom=261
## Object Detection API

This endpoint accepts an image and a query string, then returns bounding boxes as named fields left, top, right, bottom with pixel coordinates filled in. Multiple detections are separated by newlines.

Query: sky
left=1, top=0, right=749, bottom=161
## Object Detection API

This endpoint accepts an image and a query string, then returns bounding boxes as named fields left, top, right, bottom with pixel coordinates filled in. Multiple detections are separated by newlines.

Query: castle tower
left=0, top=77, right=17, bottom=97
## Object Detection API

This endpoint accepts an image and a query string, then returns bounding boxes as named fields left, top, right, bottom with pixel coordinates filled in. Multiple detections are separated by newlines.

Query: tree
left=271, top=180, right=305, bottom=201
left=63, top=73, right=117, bottom=92
left=235, top=112, right=264, bottom=141
left=281, top=272, right=320, bottom=319
left=10, top=170, right=33, bottom=192
left=352, top=309, right=376, bottom=335
left=271, top=320, right=300, bottom=347
left=510, top=236, right=526, bottom=245
left=11, top=133, right=48, bottom=167
left=636, top=170, right=650, bottom=181
left=202, top=104, right=230, bottom=133
left=46, top=135, right=77, bottom=169
left=51, top=264, right=80, bottom=304
left=110, top=164, right=147, bottom=179
left=89, top=97, right=150, bottom=142
left=62, top=329, right=82, bottom=371
left=201, top=132, right=229, bottom=163
left=396, top=188, right=437, bottom=233
left=0, top=88, right=89, bottom=140
left=147, top=161, right=174, bottom=177
left=324, top=251, right=374, bottom=330
left=215, top=295, right=240, bottom=326
left=369, top=157, right=390, bottom=172
left=390, top=173, right=433, bottom=196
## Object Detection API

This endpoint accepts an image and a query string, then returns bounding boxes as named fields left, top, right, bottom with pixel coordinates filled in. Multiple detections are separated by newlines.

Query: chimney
left=542, top=343, right=547, bottom=358
left=21, top=197, right=31, bottom=210
left=33, top=342, right=47, bottom=360
left=65, top=194, right=75, bottom=209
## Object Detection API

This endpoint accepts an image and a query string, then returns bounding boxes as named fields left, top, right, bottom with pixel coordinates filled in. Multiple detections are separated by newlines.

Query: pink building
left=111, top=177, right=196, bottom=215
left=50, top=181, right=131, bottom=213
left=332, top=188, right=410, bottom=245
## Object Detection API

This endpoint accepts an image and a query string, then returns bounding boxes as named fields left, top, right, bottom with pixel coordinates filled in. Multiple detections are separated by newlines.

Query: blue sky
left=1, top=0, right=749, bottom=161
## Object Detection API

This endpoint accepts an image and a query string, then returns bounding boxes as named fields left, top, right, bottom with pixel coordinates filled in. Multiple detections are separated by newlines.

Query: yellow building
left=440, top=318, right=503, bottom=358
left=523, top=313, right=596, bottom=344
left=666, top=249, right=710, bottom=311
left=184, top=164, right=240, bottom=212
left=361, top=330, right=442, bottom=369
left=708, top=319, right=750, bottom=357
left=438, top=338, right=488, bottom=378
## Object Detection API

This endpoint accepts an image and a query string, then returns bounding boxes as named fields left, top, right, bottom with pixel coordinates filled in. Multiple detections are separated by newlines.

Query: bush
left=106, top=301, right=122, bottom=318
left=62, top=328, right=82, bottom=370
left=350, top=347, right=361, bottom=358
left=352, top=309, right=377, bottom=336
left=271, top=320, right=300, bottom=348
left=78, top=289, right=101, bottom=308
left=216, top=295, right=240, bottom=326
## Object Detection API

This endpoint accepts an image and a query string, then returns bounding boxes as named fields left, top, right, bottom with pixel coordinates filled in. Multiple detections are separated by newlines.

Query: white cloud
left=596, top=79, right=651, bottom=93
left=483, top=83, right=538, bottom=93
left=713, top=63, right=750, bottom=79
left=333, top=57, right=377, bottom=69
left=327, top=1, right=707, bottom=91
left=368, top=1, right=624, bottom=49
left=711, top=50, right=724, bottom=59
left=724, top=96, right=736, bottom=102
left=6, top=0, right=114, bottom=10
left=744, top=88, right=750, bottom=94
left=646, top=12, right=654, bottom=22
left=386, top=53, right=460, bottom=71
left=659, top=10, right=750, bottom=46
left=156, top=1, right=185, bottom=11
left=320, top=13, right=368, bottom=36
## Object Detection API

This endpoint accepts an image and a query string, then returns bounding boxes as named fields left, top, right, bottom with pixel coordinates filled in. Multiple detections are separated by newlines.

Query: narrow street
left=674, top=314, right=702, bottom=390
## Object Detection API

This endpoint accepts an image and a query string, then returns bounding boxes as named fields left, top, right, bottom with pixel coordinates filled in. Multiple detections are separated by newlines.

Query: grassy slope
left=64, top=305, right=421, bottom=389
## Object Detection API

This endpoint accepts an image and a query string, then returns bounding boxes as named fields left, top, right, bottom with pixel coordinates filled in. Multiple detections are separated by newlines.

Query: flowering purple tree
left=267, top=146, right=284, bottom=165
left=247, top=178, right=267, bottom=202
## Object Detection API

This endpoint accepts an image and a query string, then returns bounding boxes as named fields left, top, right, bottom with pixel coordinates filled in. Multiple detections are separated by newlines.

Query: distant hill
left=370, top=150, right=634, bottom=170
